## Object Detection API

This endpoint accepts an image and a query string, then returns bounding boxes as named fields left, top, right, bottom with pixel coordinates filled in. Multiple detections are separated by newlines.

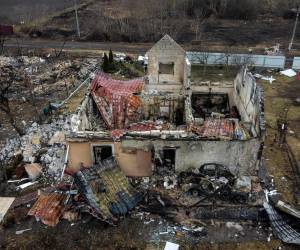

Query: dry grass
left=191, top=65, right=238, bottom=82
left=258, top=72, right=300, bottom=205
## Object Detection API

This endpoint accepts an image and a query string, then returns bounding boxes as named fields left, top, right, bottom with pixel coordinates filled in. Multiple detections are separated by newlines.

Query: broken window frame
left=158, top=62, right=175, bottom=75
left=91, top=144, right=114, bottom=165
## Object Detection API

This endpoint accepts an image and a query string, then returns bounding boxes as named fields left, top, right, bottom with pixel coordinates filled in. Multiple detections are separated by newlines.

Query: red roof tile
left=91, top=73, right=144, bottom=129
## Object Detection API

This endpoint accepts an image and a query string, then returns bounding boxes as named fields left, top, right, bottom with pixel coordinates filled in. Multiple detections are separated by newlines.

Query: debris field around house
left=1, top=34, right=300, bottom=248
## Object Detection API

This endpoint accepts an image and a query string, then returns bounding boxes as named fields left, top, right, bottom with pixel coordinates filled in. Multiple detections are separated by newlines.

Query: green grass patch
left=191, top=65, right=238, bottom=82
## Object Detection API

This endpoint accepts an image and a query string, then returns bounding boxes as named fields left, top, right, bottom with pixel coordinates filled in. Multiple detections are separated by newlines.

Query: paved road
left=4, top=39, right=152, bottom=54
left=5, top=38, right=300, bottom=57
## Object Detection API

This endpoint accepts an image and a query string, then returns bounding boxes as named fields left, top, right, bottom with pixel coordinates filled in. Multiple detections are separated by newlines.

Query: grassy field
left=191, top=65, right=238, bottom=82
left=0, top=0, right=86, bottom=24
left=258, top=72, right=300, bottom=205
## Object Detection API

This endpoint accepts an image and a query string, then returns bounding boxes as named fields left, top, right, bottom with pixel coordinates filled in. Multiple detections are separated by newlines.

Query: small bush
left=220, top=0, right=259, bottom=20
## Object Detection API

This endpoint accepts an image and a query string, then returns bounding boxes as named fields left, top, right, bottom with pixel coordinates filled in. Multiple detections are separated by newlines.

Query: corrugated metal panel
left=28, top=193, right=66, bottom=227
left=292, top=57, right=300, bottom=69
left=73, top=158, right=142, bottom=224
left=187, top=52, right=286, bottom=68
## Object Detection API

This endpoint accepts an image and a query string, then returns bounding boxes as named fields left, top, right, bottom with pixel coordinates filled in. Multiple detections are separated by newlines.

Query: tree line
left=82, top=0, right=300, bottom=43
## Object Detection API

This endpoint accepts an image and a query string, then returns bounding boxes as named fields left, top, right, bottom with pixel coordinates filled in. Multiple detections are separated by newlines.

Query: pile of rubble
left=0, top=55, right=99, bottom=97
left=0, top=115, right=72, bottom=181
left=0, top=55, right=99, bottom=147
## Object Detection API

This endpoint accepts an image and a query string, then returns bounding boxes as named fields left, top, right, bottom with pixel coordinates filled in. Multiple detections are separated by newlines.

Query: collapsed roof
left=90, top=73, right=144, bottom=129
left=73, top=157, right=143, bottom=224
left=28, top=158, right=142, bottom=226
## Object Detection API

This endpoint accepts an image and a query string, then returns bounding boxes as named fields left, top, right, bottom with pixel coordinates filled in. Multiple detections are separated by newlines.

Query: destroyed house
left=67, top=35, right=265, bottom=181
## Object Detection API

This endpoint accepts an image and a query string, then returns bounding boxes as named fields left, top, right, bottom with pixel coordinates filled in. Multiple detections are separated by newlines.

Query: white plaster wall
left=121, top=138, right=261, bottom=176
left=233, top=68, right=260, bottom=135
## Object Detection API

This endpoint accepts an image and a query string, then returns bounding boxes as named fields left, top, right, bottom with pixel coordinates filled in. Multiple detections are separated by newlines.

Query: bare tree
left=54, top=40, right=67, bottom=58
left=192, top=51, right=210, bottom=75
left=0, top=36, right=5, bottom=55
left=191, top=8, right=207, bottom=41
left=0, top=68, right=25, bottom=136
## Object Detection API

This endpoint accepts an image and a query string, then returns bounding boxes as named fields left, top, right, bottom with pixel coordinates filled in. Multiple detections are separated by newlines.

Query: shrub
left=220, top=0, right=259, bottom=20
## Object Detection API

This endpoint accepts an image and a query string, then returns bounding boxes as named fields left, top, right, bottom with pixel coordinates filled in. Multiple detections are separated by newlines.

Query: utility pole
left=288, top=6, right=300, bottom=51
left=74, top=0, right=81, bottom=38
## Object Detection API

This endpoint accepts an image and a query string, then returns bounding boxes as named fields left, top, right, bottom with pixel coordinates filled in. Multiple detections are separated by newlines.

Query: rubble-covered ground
left=2, top=211, right=290, bottom=250
left=0, top=54, right=101, bottom=197
left=0, top=55, right=100, bottom=144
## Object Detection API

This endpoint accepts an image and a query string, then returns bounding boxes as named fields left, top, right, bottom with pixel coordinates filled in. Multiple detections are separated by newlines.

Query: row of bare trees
left=82, top=0, right=300, bottom=43
left=0, top=69, right=25, bottom=136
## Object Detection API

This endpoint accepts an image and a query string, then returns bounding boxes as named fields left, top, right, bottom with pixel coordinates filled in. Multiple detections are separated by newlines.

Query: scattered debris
left=164, top=241, right=180, bottom=250
left=235, top=176, right=252, bottom=193
left=275, top=200, right=300, bottom=220
left=72, top=157, right=143, bottom=224
left=17, top=181, right=38, bottom=190
left=15, top=228, right=32, bottom=235
left=24, top=163, right=42, bottom=181
left=280, top=69, right=297, bottom=77
left=264, top=202, right=300, bottom=245
left=254, top=74, right=276, bottom=84
left=225, top=222, right=244, bottom=232
left=62, top=210, right=80, bottom=222
left=28, top=192, right=66, bottom=227
left=1, top=34, right=294, bottom=248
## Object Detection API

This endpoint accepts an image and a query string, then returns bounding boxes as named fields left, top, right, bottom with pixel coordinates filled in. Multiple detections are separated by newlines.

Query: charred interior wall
left=191, top=85, right=235, bottom=108
left=67, top=140, right=152, bottom=176
left=121, top=138, right=261, bottom=176
left=141, top=95, right=185, bottom=123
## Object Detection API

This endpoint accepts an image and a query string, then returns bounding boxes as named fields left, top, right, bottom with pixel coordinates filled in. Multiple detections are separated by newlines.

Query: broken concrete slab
left=0, top=197, right=15, bottom=223
left=235, top=176, right=252, bottom=193
left=225, top=222, right=244, bottom=232
left=164, top=241, right=180, bottom=250
left=24, top=163, right=42, bottom=181
left=16, top=181, right=38, bottom=190
left=280, top=69, right=297, bottom=77
left=275, top=200, right=300, bottom=220
left=48, top=131, right=65, bottom=145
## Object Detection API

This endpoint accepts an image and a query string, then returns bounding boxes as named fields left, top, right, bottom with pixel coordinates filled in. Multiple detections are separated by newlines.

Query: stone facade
left=146, top=35, right=187, bottom=93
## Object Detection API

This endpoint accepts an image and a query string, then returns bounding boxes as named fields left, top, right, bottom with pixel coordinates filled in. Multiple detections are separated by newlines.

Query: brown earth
left=258, top=72, right=300, bottom=205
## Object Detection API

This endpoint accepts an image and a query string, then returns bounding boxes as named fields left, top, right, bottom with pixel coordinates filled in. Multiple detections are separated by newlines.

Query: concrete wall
left=146, top=35, right=186, bottom=92
left=67, top=140, right=152, bottom=176
left=141, top=95, right=185, bottom=122
left=233, top=68, right=261, bottom=136
left=121, top=138, right=261, bottom=176
left=191, top=85, right=235, bottom=108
